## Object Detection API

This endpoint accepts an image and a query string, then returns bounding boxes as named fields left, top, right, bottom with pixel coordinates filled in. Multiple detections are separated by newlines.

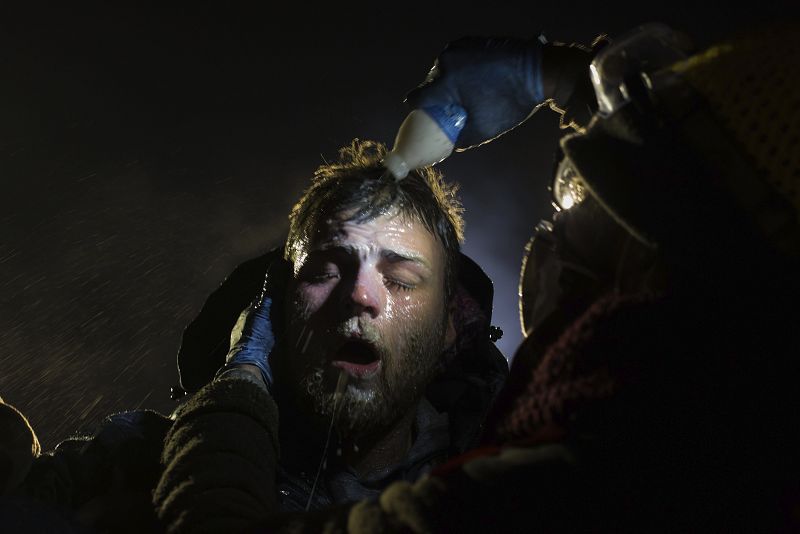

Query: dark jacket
left=8, top=410, right=172, bottom=533
left=153, top=247, right=508, bottom=531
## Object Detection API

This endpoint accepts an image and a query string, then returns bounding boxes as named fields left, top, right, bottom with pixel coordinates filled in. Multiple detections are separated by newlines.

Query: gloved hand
left=540, top=37, right=606, bottom=131
left=405, top=35, right=600, bottom=149
left=405, top=36, right=546, bottom=150
left=220, top=275, right=276, bottom=391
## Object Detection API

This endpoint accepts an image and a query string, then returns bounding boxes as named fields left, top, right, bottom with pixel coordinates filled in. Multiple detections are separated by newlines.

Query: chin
left=333, top=390, right=395, bottom=437
left=300, top=367, right=378, bottom=413
left=342, top=383, right=378, bottom=404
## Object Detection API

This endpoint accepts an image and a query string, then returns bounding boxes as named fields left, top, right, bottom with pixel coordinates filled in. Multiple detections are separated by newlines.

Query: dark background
left=1, top=2, right=796, bottom=448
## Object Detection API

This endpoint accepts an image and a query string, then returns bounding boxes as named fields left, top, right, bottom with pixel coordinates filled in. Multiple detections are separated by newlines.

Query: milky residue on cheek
left=285, top=265, right=331, bottom=325
left=293, top=280, right=335, bottom=322
left=386, top=291, right=434, bottom=327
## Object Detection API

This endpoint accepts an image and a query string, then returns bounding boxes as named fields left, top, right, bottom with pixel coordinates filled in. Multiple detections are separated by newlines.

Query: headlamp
left=552, top=157, right=587, bottom=211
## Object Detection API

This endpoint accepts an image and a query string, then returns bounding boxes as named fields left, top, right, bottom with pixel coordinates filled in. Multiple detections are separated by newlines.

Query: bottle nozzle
left=383, top=150, right=411, bottom=181
left=383, top=106, right=466, bottom=180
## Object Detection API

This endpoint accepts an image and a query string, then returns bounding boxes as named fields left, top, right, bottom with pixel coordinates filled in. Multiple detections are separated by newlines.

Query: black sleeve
left=16, top=410, right=171, bottom=509
left=153, top=375, right=280, bottom=534
left=9, top=410, right=171, bottom=533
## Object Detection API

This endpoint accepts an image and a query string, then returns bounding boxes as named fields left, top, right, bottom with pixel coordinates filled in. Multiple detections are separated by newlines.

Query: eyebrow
left=381, top=250, right=432, bottom=271
left=315, top=244, right=432, bottom=271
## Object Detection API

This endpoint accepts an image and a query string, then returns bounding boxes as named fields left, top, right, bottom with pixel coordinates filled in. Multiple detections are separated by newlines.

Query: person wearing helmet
left=148, top=23, right=800, bottom=532
left=256, top=23, right=800, bottom=532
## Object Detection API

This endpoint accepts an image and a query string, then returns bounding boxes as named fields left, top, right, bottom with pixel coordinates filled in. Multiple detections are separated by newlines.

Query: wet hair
left=286, top=139, right=465, bottom=301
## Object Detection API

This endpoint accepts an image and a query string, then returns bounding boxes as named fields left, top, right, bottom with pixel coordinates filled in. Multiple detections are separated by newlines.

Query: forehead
left=308, top=211, right=444, bottom=266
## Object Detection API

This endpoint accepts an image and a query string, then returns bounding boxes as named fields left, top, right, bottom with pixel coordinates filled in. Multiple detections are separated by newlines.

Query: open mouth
left=330, top=339, right=381, bottom=378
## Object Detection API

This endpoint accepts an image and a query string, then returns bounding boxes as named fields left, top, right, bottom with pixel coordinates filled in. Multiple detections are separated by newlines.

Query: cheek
left=292, top=282, right=336, bottom=320
left=379, top=291, right=442, bottom=339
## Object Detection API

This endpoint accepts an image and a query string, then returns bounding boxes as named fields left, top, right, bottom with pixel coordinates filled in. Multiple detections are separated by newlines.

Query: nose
left=347, top=265, right=385, bottom=319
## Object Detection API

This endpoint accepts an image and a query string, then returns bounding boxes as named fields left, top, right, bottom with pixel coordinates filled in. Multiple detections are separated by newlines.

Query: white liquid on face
left=383, top=109, right=455, bottom=180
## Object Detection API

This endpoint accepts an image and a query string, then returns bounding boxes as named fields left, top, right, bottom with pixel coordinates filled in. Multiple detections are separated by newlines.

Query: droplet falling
left=301, top=329, right=314, bottom=354
left=305, top=369, right=349, bottom=511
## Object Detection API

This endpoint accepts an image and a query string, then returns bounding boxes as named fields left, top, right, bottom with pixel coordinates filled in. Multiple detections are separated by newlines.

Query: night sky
left=2, top=3, right=796, bottom=448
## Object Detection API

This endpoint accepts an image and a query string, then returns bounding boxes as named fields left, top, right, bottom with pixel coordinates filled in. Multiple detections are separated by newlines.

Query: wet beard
left=298, top=318, right=446, bottom=440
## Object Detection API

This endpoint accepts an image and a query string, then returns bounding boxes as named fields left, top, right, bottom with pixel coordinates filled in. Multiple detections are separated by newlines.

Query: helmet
left=518, top=22, right=800, bottom=337
left=555, top=23, right=800, bottom=262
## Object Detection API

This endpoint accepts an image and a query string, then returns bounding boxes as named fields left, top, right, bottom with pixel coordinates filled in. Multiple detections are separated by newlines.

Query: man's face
left=282, top=209, right=450, bottom=437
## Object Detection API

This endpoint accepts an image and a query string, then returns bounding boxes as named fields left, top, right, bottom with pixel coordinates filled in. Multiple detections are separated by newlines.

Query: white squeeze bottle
left=382, top=105, right=468, bottom=180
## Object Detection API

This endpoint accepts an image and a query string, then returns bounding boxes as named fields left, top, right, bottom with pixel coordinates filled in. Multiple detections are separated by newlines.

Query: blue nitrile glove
left=405, top=36, right=546, bottom=150
left=222, top=285, right=275, bottom=391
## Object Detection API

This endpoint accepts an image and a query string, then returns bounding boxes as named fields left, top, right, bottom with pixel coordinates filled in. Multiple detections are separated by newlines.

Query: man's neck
left=339, top=404, right=417, bottom=480
left=275, top=387, right=420, bottom=479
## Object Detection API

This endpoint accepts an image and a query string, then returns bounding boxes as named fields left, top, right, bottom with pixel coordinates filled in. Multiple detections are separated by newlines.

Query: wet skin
left=282, top=210, right=451, bottom=438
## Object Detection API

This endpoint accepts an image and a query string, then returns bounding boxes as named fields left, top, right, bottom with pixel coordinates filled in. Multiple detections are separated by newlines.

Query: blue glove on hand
left=222, top=282, right=275, bottom=391
left=405, top=36, right=546, bottom=150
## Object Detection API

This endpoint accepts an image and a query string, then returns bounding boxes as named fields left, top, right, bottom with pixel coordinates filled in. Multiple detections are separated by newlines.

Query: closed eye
left=310, top=272, right=340, bottom=284
left=298, top=260, right=341, bottom=284
left=384, top=277, right=414, bottom=292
